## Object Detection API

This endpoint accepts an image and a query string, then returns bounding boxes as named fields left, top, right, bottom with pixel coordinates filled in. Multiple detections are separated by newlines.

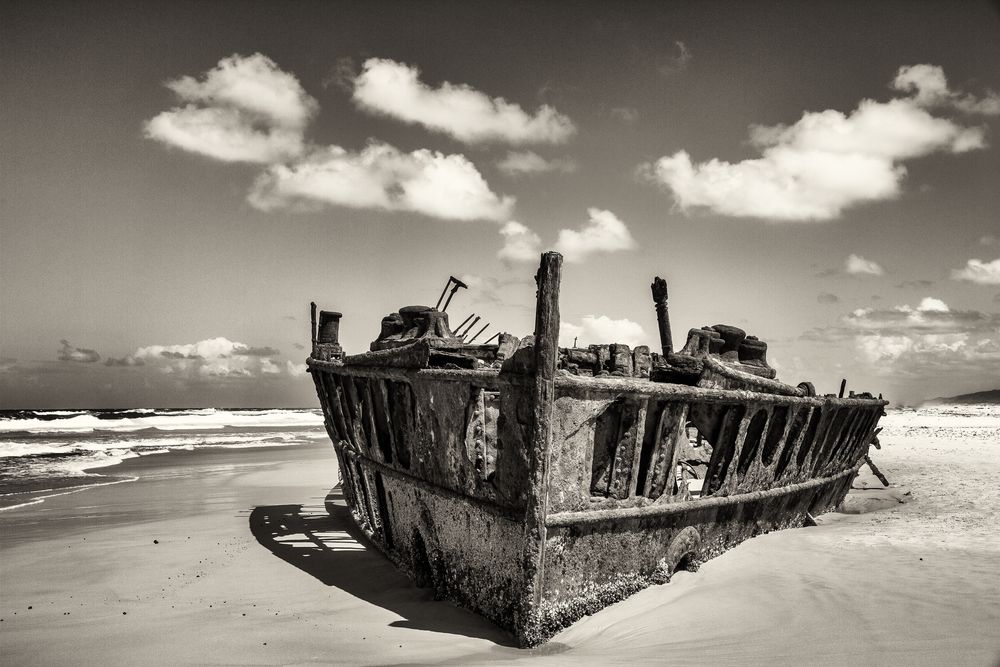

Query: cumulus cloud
left=950, top=258, right=1000, bottom=285
left=285, top=361, right=308, bottom=377
left=892, top=64, right=1000, bottom=116
left=802, top=297, right=1000, bottom=383
left=351, top=58, right=576, bottom=144
left=560, top=316, right=647, bottom=348
left=496, top=150, right=577, bottom=176
left=497, top=209, right=637, bottom=264
left=844, top=298, right=1000, bottom=379
left=144, top=53, right=317, bottom=163
left=249, top=142, right=514, bottom=221
left=642, top=65, right=988, bottom=221
left=497, top=221, right=542, bottom=263
left=845, top=254, right=885, bottom=276
left=130, top=337, right=300, bottom=379
left=146, top=55, right=514, bottom=224
left=554, top=208, right=636, bottom=263
left=58, top=340, right=100, bottom=363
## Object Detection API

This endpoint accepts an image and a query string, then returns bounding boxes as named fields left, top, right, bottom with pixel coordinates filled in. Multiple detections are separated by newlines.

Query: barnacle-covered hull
left=308, top=253, right=887, bottom=646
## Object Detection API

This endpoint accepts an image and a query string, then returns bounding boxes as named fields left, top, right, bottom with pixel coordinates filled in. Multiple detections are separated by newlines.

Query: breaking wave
left=0, top=408, right=327, bottom=509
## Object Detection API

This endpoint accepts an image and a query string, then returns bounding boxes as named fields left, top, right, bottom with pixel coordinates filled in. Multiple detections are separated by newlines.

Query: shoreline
left=0, top=439, right=323, bottom=511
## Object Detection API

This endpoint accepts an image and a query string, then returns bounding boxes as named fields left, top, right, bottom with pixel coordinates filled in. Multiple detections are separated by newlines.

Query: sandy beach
left=2, top=408, right=999, bottom=666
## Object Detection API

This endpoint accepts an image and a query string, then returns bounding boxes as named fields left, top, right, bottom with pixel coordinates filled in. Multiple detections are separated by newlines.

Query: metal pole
left=435, top=278, right=454, bottom=310
left=467, top=322, right=490, bottom=343
left=458, top=315, right=481, bottom=338
left=455, top=313, right=475, bottom=333
left=441, top=276, right=468, bottom=312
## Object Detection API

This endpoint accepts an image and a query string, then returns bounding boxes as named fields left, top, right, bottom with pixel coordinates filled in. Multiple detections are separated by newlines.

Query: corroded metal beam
left=546, top=465, right=860, bottom=527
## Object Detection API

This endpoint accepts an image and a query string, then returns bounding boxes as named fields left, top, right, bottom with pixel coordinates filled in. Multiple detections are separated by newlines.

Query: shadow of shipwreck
left=248, top=488, right=515, bottom=646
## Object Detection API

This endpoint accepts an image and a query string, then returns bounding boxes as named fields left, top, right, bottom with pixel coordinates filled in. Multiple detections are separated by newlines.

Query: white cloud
left=845, top=253, right=885, bottom=276
left=58, top=340, right=100, bottom=363
left=559, top=316, right=646, bottom=348
left=145, top=53, right=317, bottom=163
left=802, top=299, right=1000, bottom=385
left=248, top=142, right=514, bottom=221
left=496, top=150, right=577, bottom=176
left=351, top=58, right=576, bottom=144
left=133, top=337, right=297, bottom=379
left=554, top=208, right=636, bottom=263
left=844, top=297, right=964, bottom=332
left=951, top=258, right=1000, bottom=285
left=286, top=361, right=308, bottom=377
left=892, top=64, right=1000, bottom=116
left=497, top=221, right=541, bottom=263
left=643, top=65, right=988, bottom=221
left=916, top=296, right=949, bottom=313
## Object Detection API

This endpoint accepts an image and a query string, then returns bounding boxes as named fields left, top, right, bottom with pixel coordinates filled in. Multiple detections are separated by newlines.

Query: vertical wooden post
left=521, top=251, right=562, bottom=638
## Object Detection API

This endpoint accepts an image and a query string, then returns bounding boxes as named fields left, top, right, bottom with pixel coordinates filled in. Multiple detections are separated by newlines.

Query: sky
left=2, top=0, right=999, bottom=408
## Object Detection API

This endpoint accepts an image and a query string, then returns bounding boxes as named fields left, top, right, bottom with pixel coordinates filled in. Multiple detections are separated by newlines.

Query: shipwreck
left=307, top=252, right=887, bottom=647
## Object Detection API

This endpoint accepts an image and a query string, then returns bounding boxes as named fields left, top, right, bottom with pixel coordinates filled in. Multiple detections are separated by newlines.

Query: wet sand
left=2, top=426, right=999, bottom=665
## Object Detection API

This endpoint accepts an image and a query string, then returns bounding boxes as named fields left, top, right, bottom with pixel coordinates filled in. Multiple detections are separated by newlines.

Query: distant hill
left=923, top=389, right=1000, bottom=405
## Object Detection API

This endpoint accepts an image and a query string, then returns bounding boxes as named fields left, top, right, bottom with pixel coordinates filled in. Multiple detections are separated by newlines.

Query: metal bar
left=441, top=276, right=468, bottom=312
left=435, top=278, right=453, bottom=310
left=466, top=322, right=490, bottom=343
left=454, top=313, right=475, bottom=333
left=339, top=445, right=523, bottom=521
left=458, top=315, right=481, bottom=338
left=546, top=465, right=860, bottom=527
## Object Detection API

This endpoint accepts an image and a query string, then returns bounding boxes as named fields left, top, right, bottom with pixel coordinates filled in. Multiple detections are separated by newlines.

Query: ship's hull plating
left=310, top=361, right=881, bottom=646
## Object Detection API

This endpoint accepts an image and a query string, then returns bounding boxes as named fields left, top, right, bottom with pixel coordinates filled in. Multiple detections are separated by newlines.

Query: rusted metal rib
left=546, top=465, right=860, bottom=527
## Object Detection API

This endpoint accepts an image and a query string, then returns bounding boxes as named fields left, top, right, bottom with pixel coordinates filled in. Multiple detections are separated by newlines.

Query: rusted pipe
left=441, top=276, right=468, bottom=312
left=455, top=313, right=475, bottom=333
left=434, top=278, right=452, bottom=310
left=458, top=315, right=481, bottom=338
left=467, top=322, right=490, bottom=343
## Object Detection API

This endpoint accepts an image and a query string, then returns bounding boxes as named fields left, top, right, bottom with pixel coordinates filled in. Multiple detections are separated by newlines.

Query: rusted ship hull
left=308, top=252, right=886, bottom=646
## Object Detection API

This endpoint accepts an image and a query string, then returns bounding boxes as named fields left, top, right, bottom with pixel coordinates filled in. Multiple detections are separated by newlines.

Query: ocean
left=0, top=408, right=326, bottom=510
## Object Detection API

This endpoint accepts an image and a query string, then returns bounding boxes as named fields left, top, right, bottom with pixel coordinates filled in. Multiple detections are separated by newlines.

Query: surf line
left=0, top=475, right=140, bottom=512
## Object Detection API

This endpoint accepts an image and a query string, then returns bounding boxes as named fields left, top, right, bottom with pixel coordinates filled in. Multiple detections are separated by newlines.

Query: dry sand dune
left=2, top=408, right=999, bottom=665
